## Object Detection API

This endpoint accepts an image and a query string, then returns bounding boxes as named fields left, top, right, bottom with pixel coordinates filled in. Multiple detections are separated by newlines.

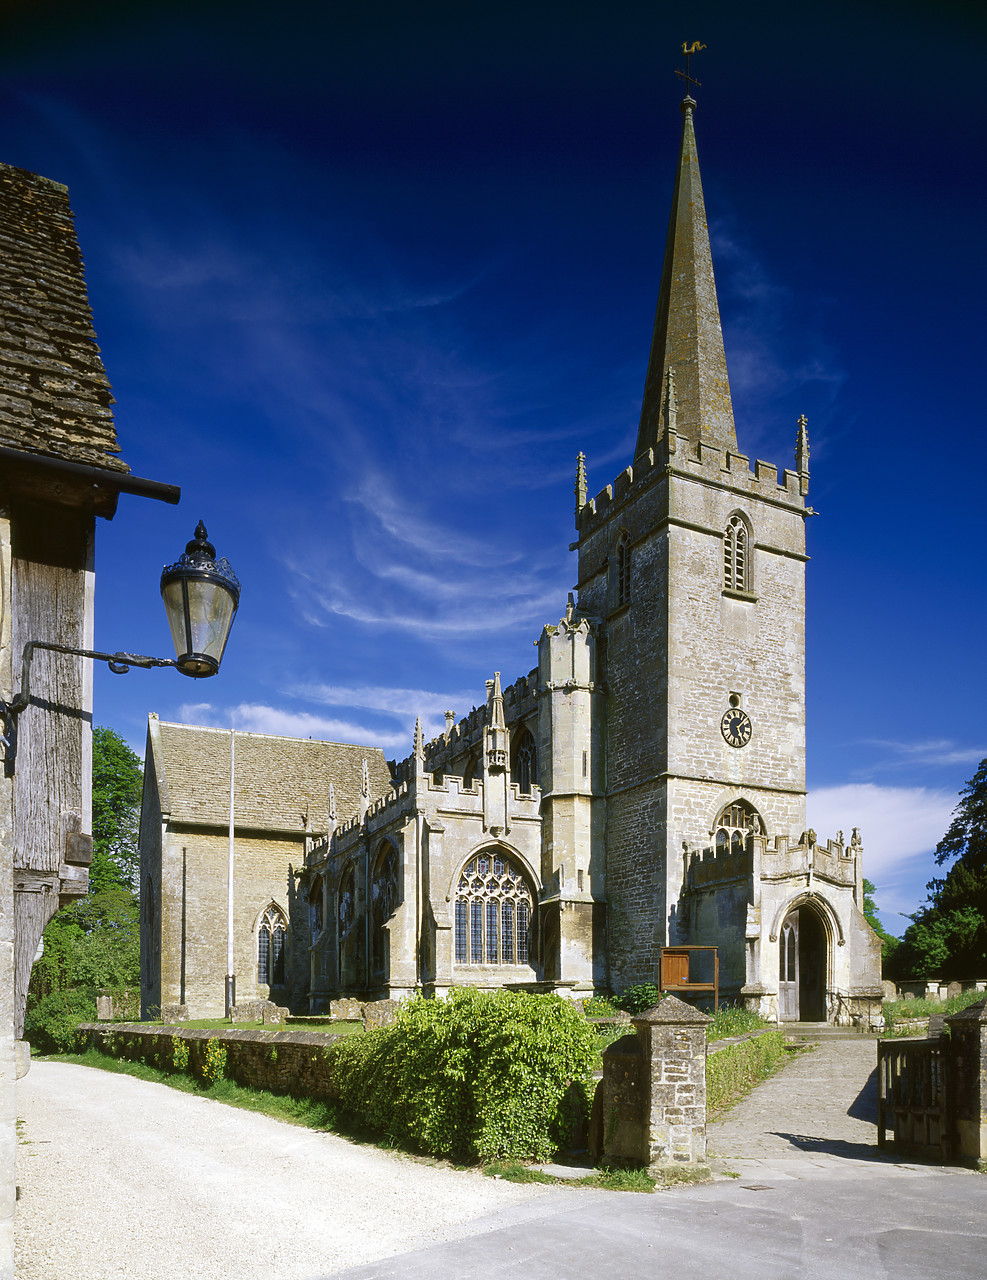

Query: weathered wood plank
left=9, top=501, right=93, bottom=1035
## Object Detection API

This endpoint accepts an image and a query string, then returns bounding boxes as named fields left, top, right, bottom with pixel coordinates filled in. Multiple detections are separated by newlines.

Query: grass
left=883, top=990, right=984, bottom=1027
left=704, top=1005, right=769, bottom=1041
left=482, top=1160, right=658, bottom=1192
left=135, top=1017, right=364, bottom=1036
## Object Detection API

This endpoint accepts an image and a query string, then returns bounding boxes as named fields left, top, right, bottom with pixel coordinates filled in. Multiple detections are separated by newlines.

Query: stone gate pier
left=591, top=995, right=711, bottom=1173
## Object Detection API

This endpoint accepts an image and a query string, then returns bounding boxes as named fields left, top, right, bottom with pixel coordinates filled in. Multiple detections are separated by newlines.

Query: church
left=140, top=96, right=883, bottom=1028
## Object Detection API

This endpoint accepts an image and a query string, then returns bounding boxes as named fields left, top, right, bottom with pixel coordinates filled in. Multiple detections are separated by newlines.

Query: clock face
left=720, top=708, right=752, bottom=748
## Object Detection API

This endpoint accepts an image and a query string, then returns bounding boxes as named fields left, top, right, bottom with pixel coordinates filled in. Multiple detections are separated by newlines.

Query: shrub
left=23, top=988, right=96, bottom=1054
left=614, top=983, right=664, bottom=1014
left=583, top=994, right=618, bottom=1017
left=705, top=1004, right=769, bottom=1041
left=201, top=1040, right=227, bottom=1086
left=171, top=1035, right=190, bottom=1074
left=706, top=1029, right=786, bottom=1115
left=328, top=989, right=597, bottom=1163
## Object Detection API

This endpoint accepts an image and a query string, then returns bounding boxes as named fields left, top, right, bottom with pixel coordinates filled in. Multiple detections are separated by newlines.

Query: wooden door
left=661, top=950, right=690, bottom=988
left=779, top=915, right=799, bottom=1021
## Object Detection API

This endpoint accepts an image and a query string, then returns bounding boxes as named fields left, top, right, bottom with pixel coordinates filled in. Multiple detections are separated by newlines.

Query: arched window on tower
left=724, top=514, right=751, bottom=593
left=712, top=799, right=763, bottom=857
left=257, top=904, right=288, bottom=986
left=512, top=728, right=537, bottom=794
left=371, top=842, right=399, bottom=976
left=454, top=850, right=534, bottom=967
left=616, top=532, right=631, bottom=607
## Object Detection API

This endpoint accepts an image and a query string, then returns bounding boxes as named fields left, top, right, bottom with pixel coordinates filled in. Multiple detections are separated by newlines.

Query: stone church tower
left=576, top=97, right=849, bottom=1004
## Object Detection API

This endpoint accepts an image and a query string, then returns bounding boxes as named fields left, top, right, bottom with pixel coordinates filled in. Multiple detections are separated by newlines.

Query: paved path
left=707, top=1036, right=947, bottom=1180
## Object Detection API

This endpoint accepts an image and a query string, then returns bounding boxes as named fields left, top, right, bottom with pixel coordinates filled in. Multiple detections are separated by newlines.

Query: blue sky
left=2, top=0, right=985, bottom=932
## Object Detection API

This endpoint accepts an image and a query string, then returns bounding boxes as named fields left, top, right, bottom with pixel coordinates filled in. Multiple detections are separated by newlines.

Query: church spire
left=635, top=96, right=737, bottom=459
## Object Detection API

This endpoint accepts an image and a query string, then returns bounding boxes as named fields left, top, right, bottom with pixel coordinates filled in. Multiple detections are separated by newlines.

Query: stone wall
left=78, top=1023, right=349, bottom=1103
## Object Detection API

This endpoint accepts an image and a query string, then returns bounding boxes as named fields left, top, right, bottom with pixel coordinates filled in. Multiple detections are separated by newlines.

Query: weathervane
left=675, top=40, right=706, bottom=98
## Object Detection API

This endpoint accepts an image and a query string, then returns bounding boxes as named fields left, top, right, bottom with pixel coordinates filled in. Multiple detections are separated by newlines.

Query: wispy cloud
left=807, top=783, right=956, bottom=927
left=293, top=682, right=482, bottom=731
left=864, top=739, right=987, bottom=770
left=177, top=701, right=409, bottom=750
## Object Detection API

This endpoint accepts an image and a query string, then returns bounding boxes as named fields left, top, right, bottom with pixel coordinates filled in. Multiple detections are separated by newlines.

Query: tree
left=25, top=727, right=143, bottom=1048
left=862, top=878, right=899, bottom=965
left=90, top=725, right=143, bottom=893
left=889, top=761, right=987, bottom=980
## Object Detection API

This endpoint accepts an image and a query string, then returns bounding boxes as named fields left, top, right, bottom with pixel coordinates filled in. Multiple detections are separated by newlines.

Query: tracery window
left=713, top=799, right=763, bottom=857
left=724, top=514, right=751, bottom=593
left=371, top=843, right=399, bottom=975
left=257, top=904, right=287, bottom=986
left=454, top=851, right=533, bottom=967
left=616, top=532, right=631, bottom=607
left=512, top=728, right=537, bottom=794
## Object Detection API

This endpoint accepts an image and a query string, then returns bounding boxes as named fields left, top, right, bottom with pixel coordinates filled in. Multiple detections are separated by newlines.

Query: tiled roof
left=148, top=718, right=393, bottom=833
left=0, top=163, right=127, bottom=471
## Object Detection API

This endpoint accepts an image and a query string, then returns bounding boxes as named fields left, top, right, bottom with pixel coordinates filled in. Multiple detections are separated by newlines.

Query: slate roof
left=0, top=162, right=127, bottom=471
left=147, top=717, right=393, bottom=834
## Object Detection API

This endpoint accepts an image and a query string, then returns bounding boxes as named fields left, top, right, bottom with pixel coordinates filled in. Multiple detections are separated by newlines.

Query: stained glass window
left=454, top=851, right=534, bottom=966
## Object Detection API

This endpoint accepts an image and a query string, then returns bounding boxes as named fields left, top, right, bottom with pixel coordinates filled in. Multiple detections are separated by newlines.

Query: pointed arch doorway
left=778, top=905, right=827, bottom=1022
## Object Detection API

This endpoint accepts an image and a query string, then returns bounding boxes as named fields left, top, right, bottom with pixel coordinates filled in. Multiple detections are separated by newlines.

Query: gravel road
left=15, top=1061, right=554, bottom=1280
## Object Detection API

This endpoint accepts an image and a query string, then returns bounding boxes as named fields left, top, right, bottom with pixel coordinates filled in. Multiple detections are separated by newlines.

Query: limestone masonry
left=141, top=98, right=883, bottom=1027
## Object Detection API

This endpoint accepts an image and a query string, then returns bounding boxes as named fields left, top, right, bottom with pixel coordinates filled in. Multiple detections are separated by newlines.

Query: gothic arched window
left=713, top=799, right=763, bottom=857
left=337, top=864, right=356, bottom=945
left=454, top=851, right=533, bottom=966
left=371, top=842, right=399, bottom=975
left=616, top=532, right=631, bottom=607
left=308, top=878, right=324, bottom=943
left=257, top=904, right=287, bottom=986
left=512, top=728, right=537, bottom=794
left=724, top=514, right=751, bottom=593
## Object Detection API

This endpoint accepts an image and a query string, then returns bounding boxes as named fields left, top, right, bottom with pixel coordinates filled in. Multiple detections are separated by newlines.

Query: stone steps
left=782, top=1021, right=879, bottom=1043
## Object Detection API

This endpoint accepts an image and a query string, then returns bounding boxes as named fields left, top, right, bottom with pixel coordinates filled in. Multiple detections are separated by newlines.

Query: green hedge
left=706, top=1029, right=786, bottom=1115
left=328, top=989, right=597, bottom=1162
left=24, top=989, right=97, bottom=1053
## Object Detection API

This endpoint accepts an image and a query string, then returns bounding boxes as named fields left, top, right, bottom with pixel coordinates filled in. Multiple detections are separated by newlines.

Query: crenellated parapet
left=574, top=419, right=809, bottom=538
left=756, top=829, right=859, bottom=891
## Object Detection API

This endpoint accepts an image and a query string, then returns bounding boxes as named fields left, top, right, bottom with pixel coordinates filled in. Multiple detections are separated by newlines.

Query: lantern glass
left=160, top=522, right=240, bottom=678
left=162, top=577, right=238, bottom=676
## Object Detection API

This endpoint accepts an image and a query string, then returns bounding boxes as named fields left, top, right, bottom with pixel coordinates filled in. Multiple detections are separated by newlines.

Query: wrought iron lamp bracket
left=0, top=639, right=179, bottom=776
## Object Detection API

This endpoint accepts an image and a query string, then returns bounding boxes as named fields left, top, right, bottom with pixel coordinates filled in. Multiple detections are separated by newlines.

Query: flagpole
left=225, top=727, right=236, bottom=1017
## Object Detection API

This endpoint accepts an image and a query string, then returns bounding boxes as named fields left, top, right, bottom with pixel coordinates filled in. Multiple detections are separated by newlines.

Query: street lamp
left=0, top=521, right=240, bottom=775
left=160, top=521, right=241, bottom=678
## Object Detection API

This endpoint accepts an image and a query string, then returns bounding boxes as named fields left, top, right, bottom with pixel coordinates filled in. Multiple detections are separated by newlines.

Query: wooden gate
left=877, top=1038, right=952, bottom=1161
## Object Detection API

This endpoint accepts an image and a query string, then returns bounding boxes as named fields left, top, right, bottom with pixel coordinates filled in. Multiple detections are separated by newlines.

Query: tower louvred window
left=712, top=799, right=763, bottom=856
left=454, top=852, right=533, bottom=966
left=724, top=515, right=750, bottom=592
